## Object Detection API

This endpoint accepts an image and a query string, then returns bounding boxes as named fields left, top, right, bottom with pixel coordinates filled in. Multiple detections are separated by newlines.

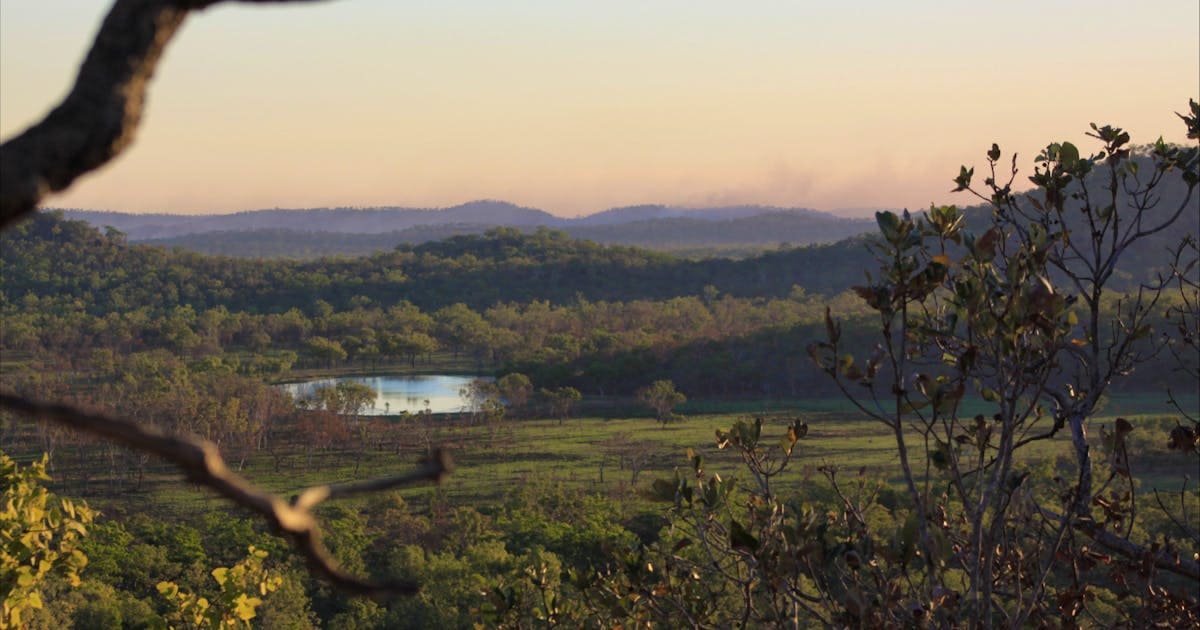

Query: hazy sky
left=1, top=1, right=1197, bottom=217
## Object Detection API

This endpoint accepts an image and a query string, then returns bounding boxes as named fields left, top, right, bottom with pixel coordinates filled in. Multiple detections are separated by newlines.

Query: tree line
left=4, top=212, right=1192, bottom=401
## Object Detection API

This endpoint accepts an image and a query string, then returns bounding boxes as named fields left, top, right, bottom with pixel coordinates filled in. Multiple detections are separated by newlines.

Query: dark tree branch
left=0, top=0, right=450, bottom=599
left=0, top=0, right=331, bottom=230
left=292, top=449, right=454, bottom=511
left=1038, top=506, right=1200, bottom=582
left=0, top=393, right=452, bottom=598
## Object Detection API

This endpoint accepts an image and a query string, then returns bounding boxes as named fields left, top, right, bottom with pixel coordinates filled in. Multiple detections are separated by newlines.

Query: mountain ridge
left=131, top=211, right=878, bottom=259
left=57, top=201, right=872, bottom=243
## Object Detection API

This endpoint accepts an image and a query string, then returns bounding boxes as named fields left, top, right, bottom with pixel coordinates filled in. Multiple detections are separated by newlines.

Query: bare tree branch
left=0, top=392, right=453, bottom=598
left=0, top=0, right=331, bottom=229
left=1038, top=506, right=1200, bottom=582
left=0, top=0, right=473, bottom=599
left=292, top=450, right=455, bottom=511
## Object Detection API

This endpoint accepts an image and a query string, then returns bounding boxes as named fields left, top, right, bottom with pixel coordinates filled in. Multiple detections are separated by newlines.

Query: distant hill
left=60, top=202, right=874, bottom=258
left=139, top=226, right=485, bottom=259
left=2, top=213, right=873, bottom=316
left=60, top=200, right=560, bottom=240
left=568, top=212, right=871, bottom=248
left=136, top=212, right=875, bottom=259
left=572, top=204, right=827, bottom=225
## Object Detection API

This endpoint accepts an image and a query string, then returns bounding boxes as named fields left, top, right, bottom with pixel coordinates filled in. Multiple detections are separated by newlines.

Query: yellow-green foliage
left=0, top=452, right=94, bottom=629
left=157, top=546, right=282, bottom=629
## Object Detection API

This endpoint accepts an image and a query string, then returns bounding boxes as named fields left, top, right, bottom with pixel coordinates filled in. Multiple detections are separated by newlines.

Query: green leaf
left=952, top=166, right=975, bottom=192
left=933, top=383, right=964, bottom=414
left=899, top=512, right=919, bottom=566
left=875, top=211, right=901, bottom=240
left=931, top=441, right=951, bottom=470
left=649, top=478, right=677, bottom=502
left=729, top=520, right=759, bottom=553
left=16, top=570, right=35, bottom=587
left=824, top=306, right=840, bottom=343
left=233, top=594, right=263, bottom=622
left=1059, top=141, right=1080, bottom=166
left=838, top=354, right=856, bottom=378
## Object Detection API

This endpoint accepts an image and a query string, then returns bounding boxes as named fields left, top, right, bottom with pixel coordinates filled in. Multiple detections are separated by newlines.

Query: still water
left=279, top=374, right=489, bottom=415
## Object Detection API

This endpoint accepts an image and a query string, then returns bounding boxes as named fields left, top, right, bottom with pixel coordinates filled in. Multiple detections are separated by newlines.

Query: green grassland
left=22, top=393, right=1192, bottom=527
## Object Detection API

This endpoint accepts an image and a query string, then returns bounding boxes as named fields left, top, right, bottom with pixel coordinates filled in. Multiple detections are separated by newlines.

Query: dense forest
left=1, top=212, right=883, bottom=397
left=5, top=204, right=1191, bottom=400
left=4, top=214, right=875, bottom=313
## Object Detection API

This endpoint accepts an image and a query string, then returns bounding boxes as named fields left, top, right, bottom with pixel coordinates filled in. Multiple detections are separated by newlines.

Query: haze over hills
left=49, top=150, right=1200, bottom=262
left=60, top=200, right=559, bottom=239
left=569, top=204, right=846, bottom=225
left=57, top=202, right=875, bottom=257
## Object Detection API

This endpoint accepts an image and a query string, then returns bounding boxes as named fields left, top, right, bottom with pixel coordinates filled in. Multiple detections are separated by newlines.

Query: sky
left=1, top=1, right=1197, bottom=218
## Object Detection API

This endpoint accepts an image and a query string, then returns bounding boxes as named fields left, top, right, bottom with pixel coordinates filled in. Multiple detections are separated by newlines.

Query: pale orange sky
left=1, top=1, right=1197, bottom=217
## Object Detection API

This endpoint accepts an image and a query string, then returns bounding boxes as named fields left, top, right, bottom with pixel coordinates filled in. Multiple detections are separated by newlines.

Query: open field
left=6, top=394, right=1193, bottom=525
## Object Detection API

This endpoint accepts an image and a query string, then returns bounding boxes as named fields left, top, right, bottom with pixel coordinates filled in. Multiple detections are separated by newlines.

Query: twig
left=0, top=393, right=452, bottom=597
left=1038, top=505, right=1200, bottom=582
left=292, top=450, right=454, bottom=510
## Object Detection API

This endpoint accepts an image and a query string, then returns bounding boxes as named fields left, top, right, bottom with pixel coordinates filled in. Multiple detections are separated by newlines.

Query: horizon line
left=41, top=200, right=901, bottom=220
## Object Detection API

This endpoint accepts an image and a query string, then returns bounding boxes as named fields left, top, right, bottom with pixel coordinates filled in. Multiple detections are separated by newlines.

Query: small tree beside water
left=636, top=380, right=686, bottom=426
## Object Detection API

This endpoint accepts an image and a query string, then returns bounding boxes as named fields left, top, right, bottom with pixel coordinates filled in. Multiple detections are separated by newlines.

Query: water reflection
left=279, top=374, right=490, bottom=415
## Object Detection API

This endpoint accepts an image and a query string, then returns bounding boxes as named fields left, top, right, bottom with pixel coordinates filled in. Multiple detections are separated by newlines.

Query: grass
left=14, top=393, right=1193, bottom=526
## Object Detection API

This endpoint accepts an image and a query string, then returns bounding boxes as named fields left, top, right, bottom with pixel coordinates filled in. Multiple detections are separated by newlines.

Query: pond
left=278, top=374, right=490, bottom=415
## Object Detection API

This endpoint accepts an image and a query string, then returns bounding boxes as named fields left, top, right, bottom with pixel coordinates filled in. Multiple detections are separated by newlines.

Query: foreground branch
left=1039, top=506, right=1200, bottom=582
left=0, top=393, right=453, bottom=598
left=0, top=0, right=331, bottom=229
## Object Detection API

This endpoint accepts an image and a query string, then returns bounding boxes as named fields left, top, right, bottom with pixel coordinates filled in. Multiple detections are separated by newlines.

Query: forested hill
left=61, top=200, right=559, bottom=238
left=0, top=214, right=872, bottom=315
left=138, top=212, right=875, bottom=259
